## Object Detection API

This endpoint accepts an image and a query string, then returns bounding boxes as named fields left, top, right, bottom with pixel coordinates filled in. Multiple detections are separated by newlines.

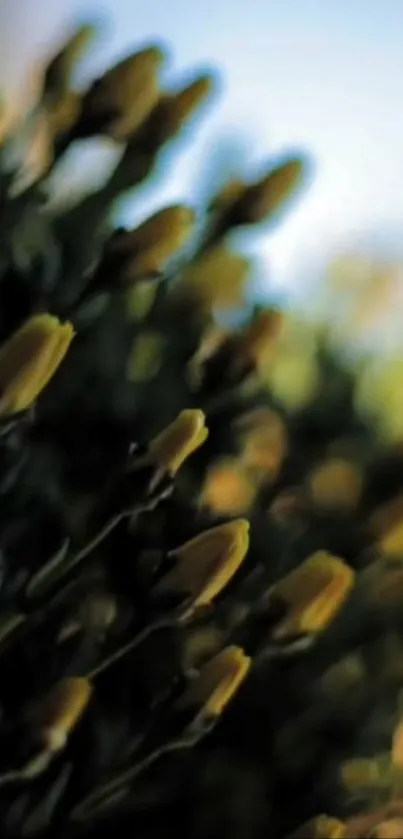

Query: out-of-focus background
left=1, top=0, right=403, bottom=338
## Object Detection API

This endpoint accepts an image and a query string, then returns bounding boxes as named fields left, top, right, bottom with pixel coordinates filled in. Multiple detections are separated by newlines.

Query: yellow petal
left=0, top=315, right=74, bottom=415
left=270, top=552, right=355, bottom=639
left=147, top=409, right=208, bottom=474
left=33, top=678, right=92, bottom=751
left=177, top=646, right=251, bottom=718
left=154, top=519, right=249, bottom=611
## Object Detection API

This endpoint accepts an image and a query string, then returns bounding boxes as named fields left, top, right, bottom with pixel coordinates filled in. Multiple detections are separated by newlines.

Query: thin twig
left=86, top=618, right=176, bottom=680
left=71, top=729, right=204, bottom=823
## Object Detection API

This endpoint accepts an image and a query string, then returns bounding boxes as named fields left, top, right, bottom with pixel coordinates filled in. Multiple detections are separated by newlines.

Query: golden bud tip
left=151, top=73, right=216, bottom=144
left=271, top=551, right=355, bottom=639
left=113, top=205, right=196, bottom=283
left=154, top=519, right=249, bottom=613
left=178, top=646, right=251, bottom=718
left=0, top=314, right=74, bottom=415
left=147, top=408, right=208, bottom=474
left=238, top=155, right=307, bottom=225
left=43, top=22, right=99, bottom=97
left=58, top=23, right=99, bottom=62
left=175, top=73, right=216, bottom=113
left=81, top=44, right=168, bottom=139
left=34, top=678, right=92, bottom=752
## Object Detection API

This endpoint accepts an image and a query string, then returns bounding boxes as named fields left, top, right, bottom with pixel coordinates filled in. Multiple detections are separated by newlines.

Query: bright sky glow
left=2, top=0, right=403, bottom=296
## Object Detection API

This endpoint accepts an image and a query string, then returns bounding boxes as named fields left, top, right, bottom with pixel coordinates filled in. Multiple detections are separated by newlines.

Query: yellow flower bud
left=378, top=521, right=403, bottom=560
left=355, top=355, right=403, bottom=443
left=125, top=280, right=158, bottom=321
left=235, top=157, right=306, bottom=224
left=169, top=75, right=215, bottom=126
left=235, top=408, right=287, bottom=480
left=346, top=806, right=403, bottom=839
left=147, top=409, right=208, bottom=474
left=154, top=519, right=249, bottom=614
left=288, top=815, right=346, bottom=839
left=321, top=652, right=367, bottom=699
left=146, top=74, right=215, bottom=146
left=177, top=246, right=250, bottom=310
left=187, top=325, right=228, bottom=389
left=209, top=178, right=247, bottom=214
left=108, top=205, right=195, bottom=284
left=0, top=314, right=74, bottom=415
left=46, top=90, right=81, bottom=141
left=79, top=592, right=117, bottom=633
left=270, top=551, right=355, bottom=639
left=80, top=46, right=166, bottom=140
left=368, top=490, right=403, bottom=561
left=261, top=315, right=319, bottom=410
left=182, top=626, right=224, bottom=671
left=177, top=645, right=251, bottom=718
left=188, top=312, right=282, bottom=392
left=33, top=678, right=92, bottom=753
left=199, top=459, right=258, bottom=515
left=240, top=309, right=283, bottom=366
left=126, top=331, right=164, bottom=382
left=341, top=756, right=394, bottom=792
left=307, top=458, right=363, bottom=512
left=43, top=23, right=98, bottom=100
left=371, top=820, right=403, bottom=839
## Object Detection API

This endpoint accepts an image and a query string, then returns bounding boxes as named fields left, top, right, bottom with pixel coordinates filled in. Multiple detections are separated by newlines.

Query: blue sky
left=2, top=0, right=403, bottom=297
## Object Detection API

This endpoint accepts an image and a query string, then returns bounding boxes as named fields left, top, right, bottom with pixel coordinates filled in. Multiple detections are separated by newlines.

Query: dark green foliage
left=0, top=24, right=403, bottom=839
